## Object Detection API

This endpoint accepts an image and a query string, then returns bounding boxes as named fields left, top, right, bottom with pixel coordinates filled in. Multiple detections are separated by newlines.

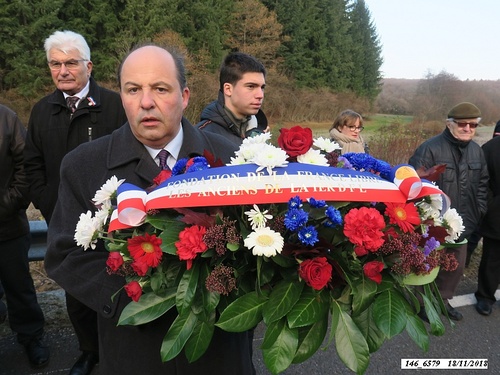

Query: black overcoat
left=45, top=120, right=255, bottom=374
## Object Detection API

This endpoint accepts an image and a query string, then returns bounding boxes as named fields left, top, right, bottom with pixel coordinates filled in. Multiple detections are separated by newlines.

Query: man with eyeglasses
left=409, top=102, right=488, bottom=322
left=24, top=30, right=127, bottom=375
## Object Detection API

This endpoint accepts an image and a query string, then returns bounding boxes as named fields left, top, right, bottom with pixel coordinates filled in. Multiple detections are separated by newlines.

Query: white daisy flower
left=252, top=144, right=289, bottom=175
left=441, top=208, right=465, bottom=242
left=416, top=194, right=443, bottom=220
left=232, top=142, right=264, bottom=163
left=228, top=154, right=249, bottom=166
left=296, top=149, right=329, bottom=166
left=313, top=137, right=340, bottom=153
left=242, top=132, right=271, bottom=145
left=74, top=211, right=99, bottom=250
left=244, top=204, right=273, bottom=230
left=92, top=176, right=125, bottom=206
left=244, top=227, right=284, bottom=257
left=94, top=203, right=112, bottom=230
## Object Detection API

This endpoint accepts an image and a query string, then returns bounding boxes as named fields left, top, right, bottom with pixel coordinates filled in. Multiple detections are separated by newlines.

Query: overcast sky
left=363, top=0, right=500, bottom=81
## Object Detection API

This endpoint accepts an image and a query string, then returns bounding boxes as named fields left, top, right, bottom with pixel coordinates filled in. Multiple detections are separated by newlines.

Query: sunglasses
left=452, top=120, right=479, bottom=129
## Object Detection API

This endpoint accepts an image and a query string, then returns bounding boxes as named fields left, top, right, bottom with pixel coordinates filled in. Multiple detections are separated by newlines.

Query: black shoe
left=445, top=303, right=463, bottom=321
left=24, top=337, right=50, bottom=368
left=476, top=299, right=492, bottom=316
left=70, top=351, right=99, bottom=375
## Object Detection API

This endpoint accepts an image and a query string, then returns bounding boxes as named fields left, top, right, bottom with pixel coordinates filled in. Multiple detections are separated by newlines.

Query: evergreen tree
left=348, top=0, right=383, bottom=100
left=225, top=0, right=283, bottom=71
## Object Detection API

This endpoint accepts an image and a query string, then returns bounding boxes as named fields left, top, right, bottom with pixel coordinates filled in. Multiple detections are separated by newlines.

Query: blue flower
left=298, top=225, right=319, bottom=246
left=172, top=158, right=188, bottom=176
left=342, top=153, right=391, bottom=179
left=308, top=198, right=326, bottom=208
left=324, top=206, right=342, bottom=227
left=288, top=196, right=303, bottom=209
left=423, top=237, right=440, bottom=256
left=186, top=156, right=209, bottom=173
left=284, top=208, right=308, bottom=231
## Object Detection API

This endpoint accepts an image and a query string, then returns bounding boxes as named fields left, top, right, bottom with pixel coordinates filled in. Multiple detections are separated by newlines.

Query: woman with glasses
left=329, top=109, right=369, bottom=154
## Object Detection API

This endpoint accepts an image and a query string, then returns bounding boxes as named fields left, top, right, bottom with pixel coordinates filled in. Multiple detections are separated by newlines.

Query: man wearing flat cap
left=409, top=102, right=488, bottom=322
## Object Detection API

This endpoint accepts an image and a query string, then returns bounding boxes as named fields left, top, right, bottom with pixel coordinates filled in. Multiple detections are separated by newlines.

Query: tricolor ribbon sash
left=109, top=163, right=449, bottom=231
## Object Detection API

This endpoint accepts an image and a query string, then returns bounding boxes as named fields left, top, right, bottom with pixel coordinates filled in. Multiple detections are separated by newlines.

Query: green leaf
left=261, top=318, right=287, bottom=350
left=118, top=288, right=176, bottom=325
left=176, top=263, right=200, bottom=315
left=351, top=278, right=378, bottom=315
left=146, top=211, right=181, bottom=230
left=372, top=289, right=407, bottom=338
left=184, top=313, right=215, bottom=362
left=292, top=314, right=328, bottom=364
left=262, top=280, right=304, bottom=324
left=352, top=305, right=385, bottom=353
left=287, top=288, right=329, bottom=328
left=421, top=292, right=445, bottom=336
left=160, top=310, right=198, bottom=362
left=216, top=291, right=268, bottom=332
left=262, top=320, right=298, bottom=375
left=164, top=261, right=183, bottom=288
left=405, top=313, right=429, bottom=352
left=200, top=263, right=220, bottom=315
left=332, top=300, right=370, bottom=375
left=159, top=220, right=186, bottom=255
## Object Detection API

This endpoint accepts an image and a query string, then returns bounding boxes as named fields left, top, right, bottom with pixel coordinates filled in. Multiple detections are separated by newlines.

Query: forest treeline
left=376, top=72, right=500, bottom=125
left=0, top=0, right=381, bottom=124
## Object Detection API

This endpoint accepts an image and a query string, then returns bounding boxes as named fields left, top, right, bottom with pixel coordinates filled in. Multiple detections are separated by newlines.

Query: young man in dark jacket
left=0, top=104, right=48, bottom=368
left=24, top=30, right=127, bottom=375
left=409, top=102, right=488, bottom=321
left=196, top=52, right=268, bottom=145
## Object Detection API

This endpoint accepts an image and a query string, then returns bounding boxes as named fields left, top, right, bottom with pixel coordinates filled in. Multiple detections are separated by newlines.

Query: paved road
left=1, top=263, right=498, bottom=374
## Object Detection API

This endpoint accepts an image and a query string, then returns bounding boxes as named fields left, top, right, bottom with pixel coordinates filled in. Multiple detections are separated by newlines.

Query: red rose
left=343, top=207, right=385, bottom=253
left=175, top=225, right=208, bottom=270
left=106, top=252, right=124, bottom=272
left=354, top=246, right=368, bottom=257
left=131, top=260, right=149, bottom=276
left=363, top=261, right=385, bottom=284
left=124, top=281, right=142, bottom=302
left=278, top=126, right=313, bottom=157
left=299, top=257, right=333, bottom=290
left=153, top=170, right=172, bottom=186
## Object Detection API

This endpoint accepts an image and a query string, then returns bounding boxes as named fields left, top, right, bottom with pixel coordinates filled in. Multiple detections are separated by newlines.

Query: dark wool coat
left=479, top=136, right=500, bottom=240
left=195, top=91, right=268, bottom=145
left=0, top=105, right=29, bottom=240
left=45, top=120, right=255, bottom=374
left=24, top=77, right=127, bottom=223
left=409, top=127, right=488, bottom=241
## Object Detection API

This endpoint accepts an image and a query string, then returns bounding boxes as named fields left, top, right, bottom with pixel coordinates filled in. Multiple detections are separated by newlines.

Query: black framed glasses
left=48, top=59, right=87, bottom=70
left=452, top=120, right=479, bottom=129
left=345, top=125, right=364, bottom=132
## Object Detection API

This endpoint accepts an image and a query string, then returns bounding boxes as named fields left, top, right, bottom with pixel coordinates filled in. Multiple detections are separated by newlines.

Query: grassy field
left=277, top=114, right=414, bottom=140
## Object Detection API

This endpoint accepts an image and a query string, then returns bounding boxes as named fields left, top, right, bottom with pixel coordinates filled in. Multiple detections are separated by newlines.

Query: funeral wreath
left=75, top=126, right=463, bottom=374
